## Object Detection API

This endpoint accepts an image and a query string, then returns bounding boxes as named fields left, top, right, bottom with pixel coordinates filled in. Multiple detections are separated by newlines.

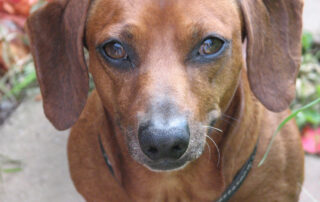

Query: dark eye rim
left=96, top=38, right=137, bottom=70
left=97, top=39, right=129, bottom=62
left=188, top=34, right=230, bottom=63
left=198, top=37, right=224, bottom=56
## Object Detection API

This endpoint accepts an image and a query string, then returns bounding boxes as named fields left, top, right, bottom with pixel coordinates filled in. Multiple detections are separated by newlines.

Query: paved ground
left=300, top=155, right=320, bottom=202
left=0, top=0, right=320, bottom=201
left=0, top=94, right=84, bottom=202
left=303, top=0, right=320, bottom=43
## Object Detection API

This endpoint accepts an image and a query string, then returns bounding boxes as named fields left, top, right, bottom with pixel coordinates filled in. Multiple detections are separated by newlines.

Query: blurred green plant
left=0, top=0, right=49, bottom=104
left=0, top=23, right=37, bottom=102
left=30, top=0, right=47, bottom=13
left=302, top=32, right=320, bottom=62
left=0, top=154, right=22, bottom=181
left=292, top=32, right=320, bottom=128
left=259, top=97, right=320, bottom=166
left=259, top=32, right=320, bottom=165
left=302, top=32, right=314, bottom=54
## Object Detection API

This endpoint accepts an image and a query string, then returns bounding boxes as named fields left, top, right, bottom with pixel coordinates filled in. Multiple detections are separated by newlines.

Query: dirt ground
left=1, top=0, right=320, bottom=201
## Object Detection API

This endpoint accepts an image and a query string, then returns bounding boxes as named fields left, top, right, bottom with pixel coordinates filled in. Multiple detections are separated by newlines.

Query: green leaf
left=302, top=32, right=313, bottom=53
left=316, top=85, right=320, bottom=97
left=304, top=110, right=320, bottom=126
left=30, top=0, right=47, bottom=13
left=0, top=155, right=22, bottom=175
left=1, top=167, right=22, bottom=173
left=295, top=111, right=307, bottom=128
left=258, top=98, right=320, bottom=167
left=5, top=64, right=37, bottom=97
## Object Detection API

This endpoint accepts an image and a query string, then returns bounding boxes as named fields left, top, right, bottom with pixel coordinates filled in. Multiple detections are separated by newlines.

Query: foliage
left=259, top=97, right=320, bottom=166
left=292, top=32, right=320, bottom=129
left=260, top=33, right=320, bottom=163
left=0, top=0, right=45, bottom=120
left=0, top=154, right=22, bottom=180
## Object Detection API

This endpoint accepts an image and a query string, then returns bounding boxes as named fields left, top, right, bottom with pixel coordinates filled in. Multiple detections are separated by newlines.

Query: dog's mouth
left=144, top=156, right=191, bottom=171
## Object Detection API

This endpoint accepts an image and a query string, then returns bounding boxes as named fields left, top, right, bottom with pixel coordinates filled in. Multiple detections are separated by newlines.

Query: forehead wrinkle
left=177, top=0, right=238, bottom=38
left=181, top=18, right=232, bottom=39
left=190, top=24, right=205, bottom=40
left=119, top=26, right=134, bottom=41
left=94, top=21, right=144, bottom=45
left=86, top=0, right=126, bottom=45
left=176, top=23, right=206, bottom=44
left=137, top=0, right=235, bottom=44
left=89, top=0, right=239, bottom=56
left=102, top=24, right=139, bottom=42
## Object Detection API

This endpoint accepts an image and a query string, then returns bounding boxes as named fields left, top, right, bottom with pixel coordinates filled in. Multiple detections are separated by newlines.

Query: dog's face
left=27, top=0, right=303, bottom=171
left=85, top=0, right=243, bottom=170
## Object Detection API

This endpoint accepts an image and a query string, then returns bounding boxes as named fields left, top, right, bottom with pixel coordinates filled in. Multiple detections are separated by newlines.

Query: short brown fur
left=26, top=0, right=304, bottom=201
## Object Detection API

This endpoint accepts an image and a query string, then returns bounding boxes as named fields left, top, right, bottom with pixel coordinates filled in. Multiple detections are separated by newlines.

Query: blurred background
left=0, top=0, right=319, bottom=201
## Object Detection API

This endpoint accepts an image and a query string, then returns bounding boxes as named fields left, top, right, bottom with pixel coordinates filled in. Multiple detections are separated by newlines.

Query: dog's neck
left=99, top=72, right=262, bottom=201
left=219, top=72, right=262, bottom=188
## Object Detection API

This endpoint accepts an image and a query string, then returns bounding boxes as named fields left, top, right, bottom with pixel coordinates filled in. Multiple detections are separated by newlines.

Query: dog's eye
left=103, top=41, right=127, bottom=60
left=98, top=40, right=137, bottom=70
left=188, top=35, right=229, bottom=64
left=198, top=38, right=224, bottom=56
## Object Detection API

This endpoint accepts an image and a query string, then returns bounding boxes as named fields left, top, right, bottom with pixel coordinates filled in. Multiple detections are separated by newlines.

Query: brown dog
left=26, top=0, right=304, bottom=201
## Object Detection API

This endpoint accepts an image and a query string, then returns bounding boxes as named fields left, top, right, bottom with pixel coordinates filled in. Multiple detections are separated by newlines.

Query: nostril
left=172, top=144, right=182, bottom=152
left=170, top=141, right=188, bottom=159
left=148, top=146, right=158, bottom=154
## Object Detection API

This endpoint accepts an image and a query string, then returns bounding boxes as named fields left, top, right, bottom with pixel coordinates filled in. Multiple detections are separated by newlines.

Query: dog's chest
left=126, top=180, right=215, bottom=202
left=123, top=166, right=222, bottom=202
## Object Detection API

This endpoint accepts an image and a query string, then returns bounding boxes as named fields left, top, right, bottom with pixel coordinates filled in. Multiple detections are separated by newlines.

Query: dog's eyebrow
left=119, top=25, right=136, bottom=41
left=190, top=24, right=203, bottom=40
left=187, top=23, right=206, bottom=45
left=188, top=23, right=230, bottom=42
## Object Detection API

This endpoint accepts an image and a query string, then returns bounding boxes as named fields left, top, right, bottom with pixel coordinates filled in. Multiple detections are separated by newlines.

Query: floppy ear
left=240, top=0, right=304, bottom=112
left=26, top=0, right=90, bottom=130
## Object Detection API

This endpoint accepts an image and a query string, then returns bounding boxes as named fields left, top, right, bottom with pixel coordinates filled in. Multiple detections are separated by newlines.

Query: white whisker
left=202, top=125, right=223, bottom=133
left=220, top=117, right=233, bottom=125
left=205, top=142, right=211, bottom=160
left=205, top=135, right=220, bottom=167
left=222, top=114, right=240, bottom=122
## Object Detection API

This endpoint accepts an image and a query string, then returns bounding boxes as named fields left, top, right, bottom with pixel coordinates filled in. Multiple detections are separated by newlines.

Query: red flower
left=302, top=126, right=320, bottom=154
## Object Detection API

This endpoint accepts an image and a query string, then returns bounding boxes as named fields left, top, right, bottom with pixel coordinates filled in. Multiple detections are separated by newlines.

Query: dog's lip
left=144, top=157, right=190, bottom=171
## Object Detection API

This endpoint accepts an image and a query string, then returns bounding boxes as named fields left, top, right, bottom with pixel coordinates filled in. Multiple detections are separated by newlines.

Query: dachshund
left=26, top=0, right=304, bottom=201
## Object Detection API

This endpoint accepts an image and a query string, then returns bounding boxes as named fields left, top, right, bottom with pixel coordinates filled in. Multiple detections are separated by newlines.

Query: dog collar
left=215, top=145, right=257, bottom=202
left=98, top=135, right=114, bottom=176
left=98, top=135, right=257, bottom=202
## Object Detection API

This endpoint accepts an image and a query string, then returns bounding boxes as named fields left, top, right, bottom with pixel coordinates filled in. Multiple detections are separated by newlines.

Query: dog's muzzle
left=138, top=117, right=190, bottom=169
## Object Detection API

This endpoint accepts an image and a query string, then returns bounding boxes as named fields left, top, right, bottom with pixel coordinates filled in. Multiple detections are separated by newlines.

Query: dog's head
left=27, top=0, right=303, bottom=171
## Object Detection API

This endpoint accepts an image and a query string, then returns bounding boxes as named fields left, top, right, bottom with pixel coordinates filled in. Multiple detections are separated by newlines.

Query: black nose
left=138, top=119, right=190, bottom=161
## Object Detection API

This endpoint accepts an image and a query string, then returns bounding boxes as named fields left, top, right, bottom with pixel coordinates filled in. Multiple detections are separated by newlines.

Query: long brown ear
left=240, top=0, right=303, bottom=112
left=26, top=0, right=90, bottom=130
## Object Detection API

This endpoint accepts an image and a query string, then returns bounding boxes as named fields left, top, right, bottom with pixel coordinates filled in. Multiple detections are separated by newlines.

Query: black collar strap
left=98, top=135, right=257, bottom=202
left=215, top=145, right=257, bottom=202
left=98, top=135, right=114, bottom=176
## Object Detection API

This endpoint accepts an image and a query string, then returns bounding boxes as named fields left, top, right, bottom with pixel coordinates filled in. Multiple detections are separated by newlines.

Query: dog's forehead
left=87, top=0, right=240, bottom=42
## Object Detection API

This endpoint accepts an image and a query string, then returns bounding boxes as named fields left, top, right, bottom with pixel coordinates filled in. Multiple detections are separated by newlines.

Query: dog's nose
left=138, top=118, right=190, bottom=161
